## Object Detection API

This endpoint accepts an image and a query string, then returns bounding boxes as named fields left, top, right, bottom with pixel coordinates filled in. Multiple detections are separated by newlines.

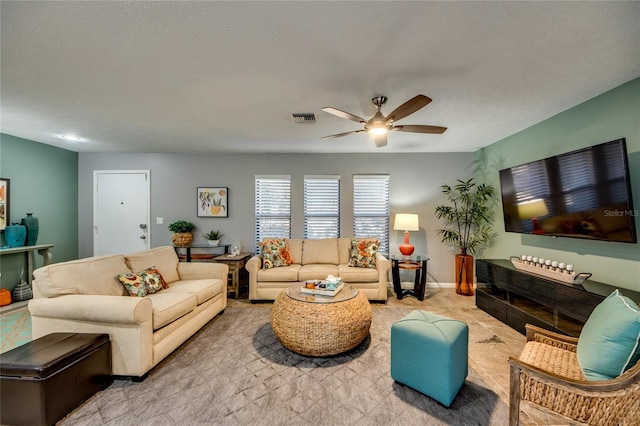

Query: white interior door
left=93, top=170, right=150, bottom=256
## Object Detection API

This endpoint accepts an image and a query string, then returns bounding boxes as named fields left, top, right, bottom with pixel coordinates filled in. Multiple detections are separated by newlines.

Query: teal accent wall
left=475, top=78, right=640, bottom=291
left=0, top=134, right=78, bottom=292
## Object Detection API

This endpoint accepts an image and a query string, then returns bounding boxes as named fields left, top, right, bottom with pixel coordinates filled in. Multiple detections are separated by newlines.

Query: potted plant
left=204, top=229, right=224, bottom=247
left=434, top=178, right=496, bottom=296
left=168, top=220, right=196, bottom=247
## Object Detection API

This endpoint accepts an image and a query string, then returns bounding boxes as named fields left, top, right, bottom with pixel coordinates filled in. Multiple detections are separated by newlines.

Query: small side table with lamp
left=392, top=213, right=428, bottom=300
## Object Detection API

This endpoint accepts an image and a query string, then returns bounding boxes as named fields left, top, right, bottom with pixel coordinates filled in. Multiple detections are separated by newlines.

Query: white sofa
left=246, top=238, right=390, bottom=302
left=28, top=246, right=228, bottom=377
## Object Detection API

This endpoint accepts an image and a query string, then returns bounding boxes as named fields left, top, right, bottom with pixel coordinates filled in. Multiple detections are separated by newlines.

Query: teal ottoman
left=391, top=310, right=468, bottom=407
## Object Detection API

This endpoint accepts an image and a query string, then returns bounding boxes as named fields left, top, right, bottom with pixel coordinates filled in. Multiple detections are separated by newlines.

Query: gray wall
left=79, top=152, right=474, bottom=285
left=0, top=134, right=79, bottom=291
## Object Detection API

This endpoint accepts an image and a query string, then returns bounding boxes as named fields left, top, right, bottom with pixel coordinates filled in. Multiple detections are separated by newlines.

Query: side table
left=390, top=254, right=429, bottom=301
left=213, top=253, right=252, bottom=299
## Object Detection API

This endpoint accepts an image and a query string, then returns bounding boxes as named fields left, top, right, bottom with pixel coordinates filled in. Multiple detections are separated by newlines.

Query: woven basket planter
left=171, top=232, right=193, bottom=247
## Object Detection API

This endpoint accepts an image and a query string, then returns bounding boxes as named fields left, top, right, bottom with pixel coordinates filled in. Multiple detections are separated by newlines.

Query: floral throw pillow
left=117, top=273, right=149, bottom=297
left=348, top=239, right=380, bottom=268
left=117, top=266, right=168, bottom=297
left=139, top=266, right=169, bottom=292
left=259, top=238, right=292, bottom=269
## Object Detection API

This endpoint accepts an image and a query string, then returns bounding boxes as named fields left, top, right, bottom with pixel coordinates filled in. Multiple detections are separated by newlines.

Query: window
left=255, top=175, right=291, bottom=251
left=304, top=175, right=340, bottom=239
left=353, top=175, right=390, bottom=254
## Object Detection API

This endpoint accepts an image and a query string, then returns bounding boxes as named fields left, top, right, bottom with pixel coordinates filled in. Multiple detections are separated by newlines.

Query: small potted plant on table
left=168, top=220, right=196, bottom=247
left=204, top=229, right=224, bottom=247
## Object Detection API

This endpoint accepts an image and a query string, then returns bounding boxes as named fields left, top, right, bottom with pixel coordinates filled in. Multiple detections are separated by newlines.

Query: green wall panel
left=0, top=134, right=78, bottom=292
left=475, top=78, right=640, bottom=291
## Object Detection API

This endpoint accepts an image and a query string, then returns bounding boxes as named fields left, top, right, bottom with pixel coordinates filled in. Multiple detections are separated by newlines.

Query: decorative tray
left=509, top=256, right=592, bottom=285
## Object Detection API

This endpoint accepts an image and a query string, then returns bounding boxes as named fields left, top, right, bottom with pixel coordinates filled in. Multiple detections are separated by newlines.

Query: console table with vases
left=174, top=243, right=230, bottom=262
left=270, top=283, right=372, bottom=356
left=0, top=244, right=54, bottom=286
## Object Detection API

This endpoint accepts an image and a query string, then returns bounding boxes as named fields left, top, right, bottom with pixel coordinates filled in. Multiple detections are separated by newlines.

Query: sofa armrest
left=177, top=262, right=228, bottom=281
left=246, top=255, right=263, bottom=300
left=376, top=252, right=391, bottom=278
left=28, top=295, right=152, bottom=324
left=245, top=254, right=262, bottom=274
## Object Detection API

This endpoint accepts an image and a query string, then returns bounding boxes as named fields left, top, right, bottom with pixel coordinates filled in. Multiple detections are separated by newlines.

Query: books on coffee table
left=300, top=281, right=344, bottom=297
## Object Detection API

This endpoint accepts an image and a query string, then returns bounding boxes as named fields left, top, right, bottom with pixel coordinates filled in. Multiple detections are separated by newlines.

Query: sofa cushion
left=348, top=239, right=379, bottom=268
left=338, top=264, right=379, bottom=282
left=145, top=292, right=197, bottom=330
left=257, top=265, right=301, bottom=282
left=301, top=239, right=339, bottom=265
left=577, top=289, right=640, bottom=380
left=163, top=279, right=222, bottom=305
left=126, top=246, right=180, bottom=284
left=259, top=239, right=292, bottom=269
left=33, top=254, right=129, bottom=298
left=285, top=239, right=304, bottom=265
left=298, top=264, right=339, bottom=281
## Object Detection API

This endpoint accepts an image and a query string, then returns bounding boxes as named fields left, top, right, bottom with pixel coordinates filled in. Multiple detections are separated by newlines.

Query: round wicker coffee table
left=270, top=283, right=372, bottom=356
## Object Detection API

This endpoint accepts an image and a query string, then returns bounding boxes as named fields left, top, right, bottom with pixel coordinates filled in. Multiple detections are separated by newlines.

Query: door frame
left=93, top=170, right=151, bottom=255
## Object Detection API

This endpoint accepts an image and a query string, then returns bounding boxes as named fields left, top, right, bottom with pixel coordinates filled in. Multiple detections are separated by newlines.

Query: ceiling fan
left=321, top=94, right=447, bottom=147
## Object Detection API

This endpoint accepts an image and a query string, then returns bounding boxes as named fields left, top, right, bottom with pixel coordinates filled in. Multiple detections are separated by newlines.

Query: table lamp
left=517, top=199, right=549, bottom=234
left=394, top=213, right=419, bottom=255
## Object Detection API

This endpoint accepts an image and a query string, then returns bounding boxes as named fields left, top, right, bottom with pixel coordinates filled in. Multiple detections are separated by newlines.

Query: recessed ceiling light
left=59, top=134, right=85, bottom=142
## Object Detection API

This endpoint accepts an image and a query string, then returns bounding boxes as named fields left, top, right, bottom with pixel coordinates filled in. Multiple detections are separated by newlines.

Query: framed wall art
left=0, top=178, right=9, bottom=231
left=197, top=187, right=228, bottom=217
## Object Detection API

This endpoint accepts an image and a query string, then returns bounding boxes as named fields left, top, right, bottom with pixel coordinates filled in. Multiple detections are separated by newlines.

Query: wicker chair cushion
left=577, top=289, right=640, bottom=380
left=520, top=341, right=585, bottom=380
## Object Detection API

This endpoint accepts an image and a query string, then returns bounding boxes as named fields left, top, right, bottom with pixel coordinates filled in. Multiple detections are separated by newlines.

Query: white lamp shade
left=517, top=199, right=549, bottom=219
left=393, top=213, right=419, bottom=231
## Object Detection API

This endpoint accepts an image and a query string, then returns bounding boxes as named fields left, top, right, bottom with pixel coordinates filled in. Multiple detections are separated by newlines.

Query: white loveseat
left=28, top=246, right=228, bottom=377
left=246, top=238, right=390, bottom=302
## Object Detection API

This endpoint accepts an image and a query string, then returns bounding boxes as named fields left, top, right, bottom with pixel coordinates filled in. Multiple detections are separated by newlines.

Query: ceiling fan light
left=368, top=127, right=388, bottom=135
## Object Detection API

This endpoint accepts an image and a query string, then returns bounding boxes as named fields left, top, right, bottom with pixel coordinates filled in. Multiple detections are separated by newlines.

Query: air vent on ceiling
left=291, top=113, right=316, bottom=123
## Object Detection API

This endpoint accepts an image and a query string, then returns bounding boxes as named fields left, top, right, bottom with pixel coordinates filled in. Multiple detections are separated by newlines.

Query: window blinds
left=353, top=175, right=390, bottom=254
left=255, top=175, right=291, bottom=251
left=304, top=176, right=340, bottom=239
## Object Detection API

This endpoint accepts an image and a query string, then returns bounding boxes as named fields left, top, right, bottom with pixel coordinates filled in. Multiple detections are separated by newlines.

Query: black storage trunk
left=1, top=333, right=113, bottom=426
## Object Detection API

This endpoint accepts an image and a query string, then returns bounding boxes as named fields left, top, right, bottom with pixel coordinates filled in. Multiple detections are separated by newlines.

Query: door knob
left=139, top=224, right=147, bottom=229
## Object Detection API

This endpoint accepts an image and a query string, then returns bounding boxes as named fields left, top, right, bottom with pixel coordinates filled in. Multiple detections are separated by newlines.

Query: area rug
left=0, top=308, right=31, bottom=354
left=59, top=304, right=509, bottom=425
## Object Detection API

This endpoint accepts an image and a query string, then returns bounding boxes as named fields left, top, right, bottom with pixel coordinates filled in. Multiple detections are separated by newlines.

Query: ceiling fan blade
left=321, top=130, right=364, bottom=139
left=322, top=107, right=366, bottom=123
left=386, top=95, right=432, bottom=122
left=393, top=125, right=447, bottom=134
left=373, top=134, right=387, bottom=148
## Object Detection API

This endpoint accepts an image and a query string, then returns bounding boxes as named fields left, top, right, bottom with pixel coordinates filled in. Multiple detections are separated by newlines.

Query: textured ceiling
left=1, top=1, right=639, bottom=154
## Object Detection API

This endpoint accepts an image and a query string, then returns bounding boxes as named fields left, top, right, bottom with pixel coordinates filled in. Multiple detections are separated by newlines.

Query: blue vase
left=21, top=213, right=39, bottom=246
left=5, top=224, right=26, bottom=248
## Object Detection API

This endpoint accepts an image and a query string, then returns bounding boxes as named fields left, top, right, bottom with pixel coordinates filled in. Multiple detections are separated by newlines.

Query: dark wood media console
left=475, top=259, right=640, bottom=337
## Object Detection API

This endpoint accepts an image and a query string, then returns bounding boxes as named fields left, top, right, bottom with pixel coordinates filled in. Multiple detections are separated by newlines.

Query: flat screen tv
left=499, top=138, right=637, bottom=243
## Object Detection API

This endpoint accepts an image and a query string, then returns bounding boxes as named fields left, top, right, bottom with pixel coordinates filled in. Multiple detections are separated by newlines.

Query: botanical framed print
left=197, top=187, right=228, bottom=217
left=0, top=178, right=9, bottom=231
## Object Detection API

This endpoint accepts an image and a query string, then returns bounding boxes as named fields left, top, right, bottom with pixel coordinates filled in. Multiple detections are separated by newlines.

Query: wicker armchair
left=509, top=324, right=640, bottom=426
